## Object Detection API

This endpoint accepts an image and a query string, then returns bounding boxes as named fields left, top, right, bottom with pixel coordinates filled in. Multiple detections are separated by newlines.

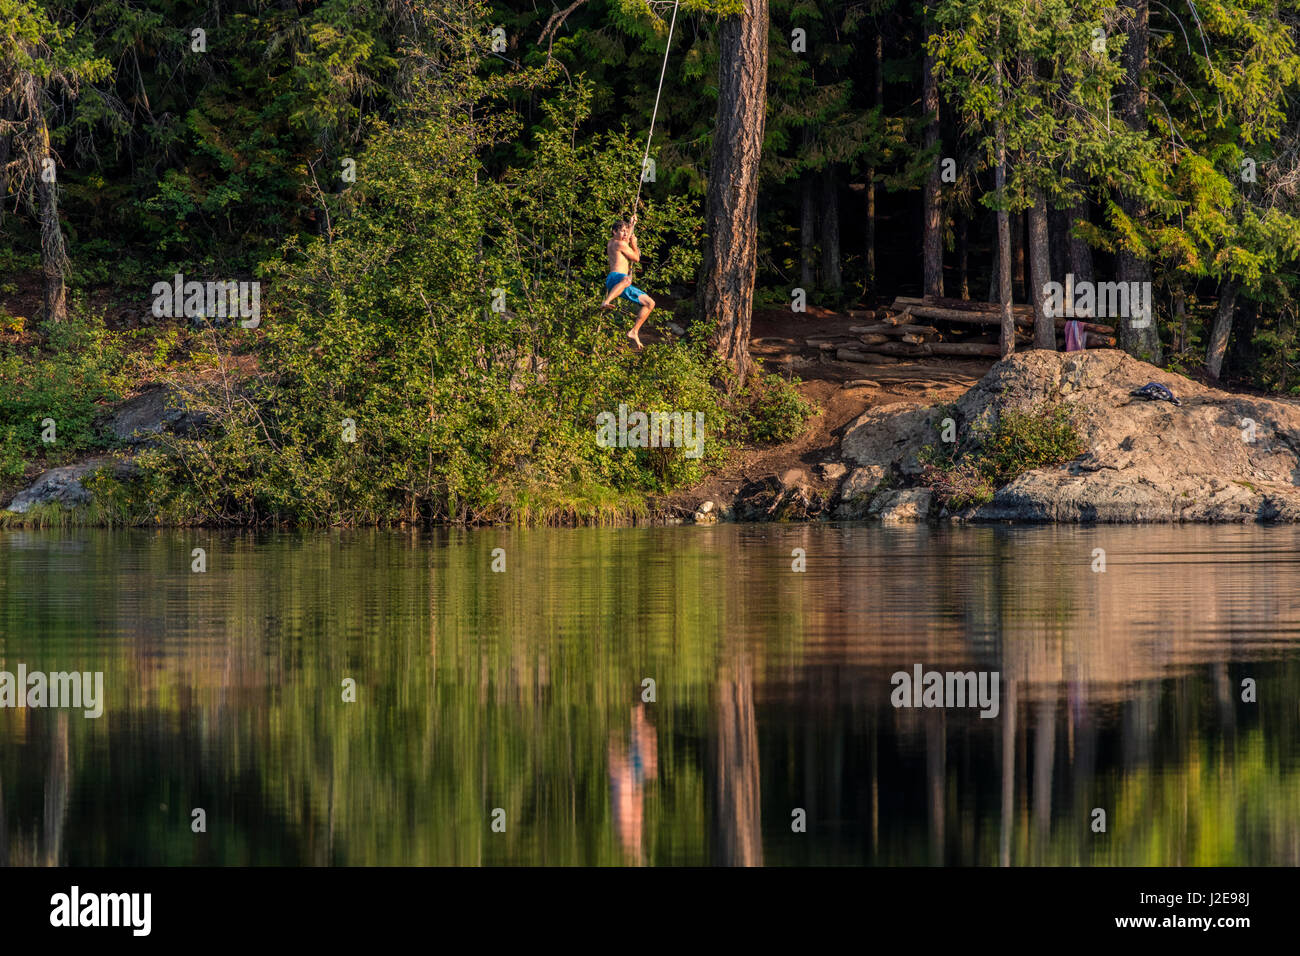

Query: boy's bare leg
left=602, top=277, right=632, bottom=308
left=627, top=295, right=654, bottom=349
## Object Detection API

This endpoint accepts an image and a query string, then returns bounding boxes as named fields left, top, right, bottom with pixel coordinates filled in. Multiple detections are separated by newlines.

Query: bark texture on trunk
left=866, top=33, right=883, bottom=288
left=1049, top=205, right=1069, bottom=284
left=958, top=216, right=969, bottom=299
left=922, top=6, right=943, bottom=298
left=0, top=98, right=13, bottom=229
left=1011, top=211, right=1024, bottom=300
left=19, top=76, right=68, bottom=322
left=1116, top=1, right=1161, bottom=360
left=994, top=48, right=1014, bottom=356
left=821, top=166, right=841, bottom=292
left=1066, top=201, right=1095, bottom=290
left=1206, top=279, right=1238, bottom=379
left=988, top=210, right=1001, bottom=303
left=1028, top=190, right=1055, bottom=349
left=800, top=172, right=816, bottom=290
left=699, top=0, right=768, bottom=387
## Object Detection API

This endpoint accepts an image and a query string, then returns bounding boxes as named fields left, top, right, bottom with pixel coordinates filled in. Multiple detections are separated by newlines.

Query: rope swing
left=631, top=0, right=680, bottom=221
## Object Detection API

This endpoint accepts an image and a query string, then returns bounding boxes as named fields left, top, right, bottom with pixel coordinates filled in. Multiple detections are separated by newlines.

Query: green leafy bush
left=150, top=13, right=722, bottom=526
left=734, top=372, right=815, bottom=444
left=0, top=313, right=126, bottom=478
left=920, top=403, right=1085, bottom=511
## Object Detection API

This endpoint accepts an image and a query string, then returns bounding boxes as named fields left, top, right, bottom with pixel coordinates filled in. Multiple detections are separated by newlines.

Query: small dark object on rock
left=1130, top=382, right=1182, bottom=406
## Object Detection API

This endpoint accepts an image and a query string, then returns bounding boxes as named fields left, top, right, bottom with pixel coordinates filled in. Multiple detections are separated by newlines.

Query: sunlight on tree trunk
left=1206, top=279, right=1238, bottom=379
left=1028, top=190, right=1054, bottom=349
left=700, top=0, right=768, bottom=388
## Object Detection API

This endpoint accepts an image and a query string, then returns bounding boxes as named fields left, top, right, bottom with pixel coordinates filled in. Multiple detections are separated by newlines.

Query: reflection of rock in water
left=711, top=660, right=762, bottom=867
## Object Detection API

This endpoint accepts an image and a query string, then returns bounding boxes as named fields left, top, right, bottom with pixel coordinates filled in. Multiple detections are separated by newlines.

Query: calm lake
left=1, top=524, right=1297, bottom=866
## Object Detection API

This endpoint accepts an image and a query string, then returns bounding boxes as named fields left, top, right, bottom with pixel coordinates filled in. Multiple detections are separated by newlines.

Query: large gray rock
left=844, top=350, right=1300, bottom=523
left=841, top=403, right=946, bottom=478
left=106, top=386, right=207, bottom=444
left=833, top=465, right=888, bottom=519
left=4, top=458, right=136, bottom=514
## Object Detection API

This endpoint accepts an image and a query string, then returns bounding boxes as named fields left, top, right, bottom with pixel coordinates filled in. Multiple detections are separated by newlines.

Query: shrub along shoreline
left=0, top=311, right=815, bottom=529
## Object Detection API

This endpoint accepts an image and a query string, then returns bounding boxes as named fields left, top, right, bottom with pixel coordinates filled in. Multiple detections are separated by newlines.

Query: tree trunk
left=1172, top=287, right=1187, bottom=352
left=699, top=0, right=768, bottom=388
left=1049, top=205, right=1070, bottom=284
left=958, top=215, right=969, bottom=299
left=33, top=112, right=67, bottom=321
left=1028, top=190, right=1055, bottom=349
left=821, top=166, right=841, bottom=292
left=922, top=6, right=943, bottom=298
left=987, top=210, right=1001, bottom=303
left=38, top=153, right=67, bottom=323
left=1010, top=211, right=1024, bottom=300
left=800, top=170, right=816, bottom=290
left=1116, top=0, right=1161, bottom=360
left=0, top=98, right=13, bottom=229
left=994, top=48, right=1014, bottom=356
left=1066, top=201, right=1095, bottom=288
left=1205, top=279, right=1238, bottom=379
left=19, top=76, right=68, bottom=323
left=866, top=32, right=883, bottom=289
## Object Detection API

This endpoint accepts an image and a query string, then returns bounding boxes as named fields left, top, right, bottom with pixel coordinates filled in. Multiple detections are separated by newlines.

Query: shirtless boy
left=601, top=218, right=656, bottom=349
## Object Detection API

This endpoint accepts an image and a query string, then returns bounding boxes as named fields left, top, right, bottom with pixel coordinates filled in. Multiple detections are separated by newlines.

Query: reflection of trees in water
left=2, top=527, right=1299, bottom=865
left=42, top=713, right=69, bottom=867
left=711, top=657, right=762, bottom=867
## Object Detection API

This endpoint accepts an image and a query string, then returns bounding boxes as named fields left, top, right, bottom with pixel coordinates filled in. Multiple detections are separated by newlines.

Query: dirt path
left=656, top=305, right=993, bottom=516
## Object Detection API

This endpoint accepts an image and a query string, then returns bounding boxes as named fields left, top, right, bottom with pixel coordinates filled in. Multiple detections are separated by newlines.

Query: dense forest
left=2, top=0, right=1299, bottom=525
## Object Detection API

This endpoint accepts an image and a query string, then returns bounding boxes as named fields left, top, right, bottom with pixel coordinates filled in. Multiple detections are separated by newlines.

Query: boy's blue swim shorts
left=605, top=272, right=645, bottom=304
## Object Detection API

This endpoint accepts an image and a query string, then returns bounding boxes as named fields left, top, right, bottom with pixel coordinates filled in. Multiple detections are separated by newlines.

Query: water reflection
left=608, top=704, right=657, bottom=864
left=0, top=525, right=1297, bottom=865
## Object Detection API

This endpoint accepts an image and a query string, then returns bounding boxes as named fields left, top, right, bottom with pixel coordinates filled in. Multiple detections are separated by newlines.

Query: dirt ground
left=655, top=304, right=994, bottom=516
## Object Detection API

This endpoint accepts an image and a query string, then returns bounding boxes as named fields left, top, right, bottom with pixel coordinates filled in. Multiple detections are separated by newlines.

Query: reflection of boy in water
left=608, top=703, right=659, bottom=864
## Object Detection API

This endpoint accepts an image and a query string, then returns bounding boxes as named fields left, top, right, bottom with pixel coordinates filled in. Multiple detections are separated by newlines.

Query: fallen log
left=1050, top=332, right=1118, bottom=349
left=850, top=322, right=939, bottom=337
left=927, top=342, right=1004, bottom=357
left=904, top=305, right=1117, bottom=336
left=892, top=297, right=1116, bottom=335
left=896, top=295, right=1033, bottom=316
left=1054, top=319, right=1117, bottom=335
left=891, top=302, right=1033, bottom=329
left=852, top=341, right=931, bottom=357
left=900, top=333, right=926, bottom=345
left=856, top=333, right=890, bottom=347
left=836, top=348, right=903, bottom=364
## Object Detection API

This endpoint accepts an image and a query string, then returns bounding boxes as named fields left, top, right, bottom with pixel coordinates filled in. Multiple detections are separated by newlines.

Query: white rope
left=631, top=0, right=680, bottom=220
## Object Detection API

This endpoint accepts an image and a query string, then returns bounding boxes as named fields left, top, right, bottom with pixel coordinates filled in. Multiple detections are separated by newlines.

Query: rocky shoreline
left=690, top=350, right=1300, bottom=525
left=9, top=350, right=1300, bottom=526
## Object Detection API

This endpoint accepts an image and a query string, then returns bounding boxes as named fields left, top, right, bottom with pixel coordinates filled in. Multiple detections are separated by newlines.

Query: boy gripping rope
left=601, top=216, right=656, bottom=349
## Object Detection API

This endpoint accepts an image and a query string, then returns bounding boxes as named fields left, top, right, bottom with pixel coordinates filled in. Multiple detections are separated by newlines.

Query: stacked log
left=835, top=348, right=901, bottom=364
left=797, top=296, right=1119, bottom=367
left=888, top=297, right=1116, bottom=335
